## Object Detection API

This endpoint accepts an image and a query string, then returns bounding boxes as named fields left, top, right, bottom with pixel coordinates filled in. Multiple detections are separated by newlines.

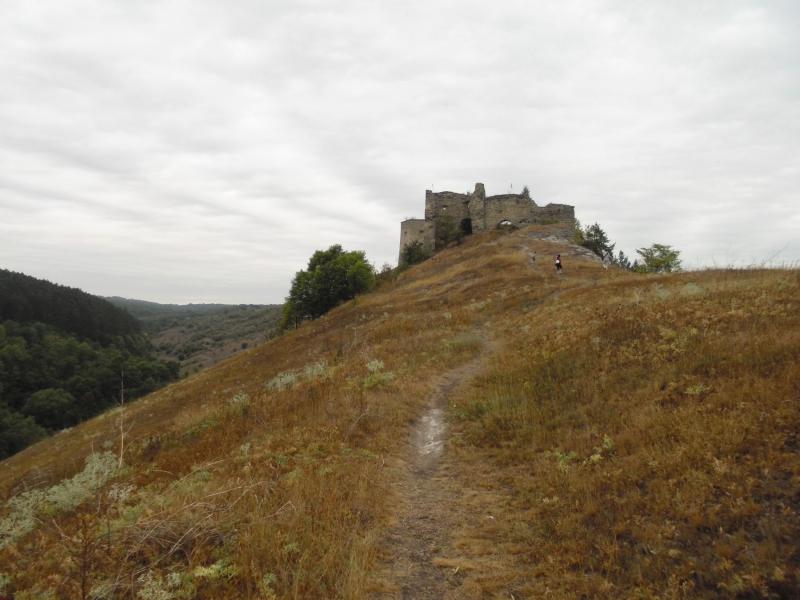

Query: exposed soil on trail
left=371, top=333, right=499, bottom=599
left=370, top=235, right=598, bottom=599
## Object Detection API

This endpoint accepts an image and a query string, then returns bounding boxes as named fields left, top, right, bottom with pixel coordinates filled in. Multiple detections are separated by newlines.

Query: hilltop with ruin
left=399, top=182, right=575, bottom=263
left=2, top=219, right=798, bottom=599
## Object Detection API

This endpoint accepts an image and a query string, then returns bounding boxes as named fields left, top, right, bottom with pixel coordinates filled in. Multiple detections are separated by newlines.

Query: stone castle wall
left=484, top=194, right=536, bottom=228
left=398, top=218, right=435, bottom=263
left=531, top=203, right=575, bottom=222
left=424, top=190, right=471, bottom=222
left=399, top=182, right=575, bottom=264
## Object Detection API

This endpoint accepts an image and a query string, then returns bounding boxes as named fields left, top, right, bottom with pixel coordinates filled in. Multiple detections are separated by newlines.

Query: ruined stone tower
left=399, top=183, right=575, bottom=264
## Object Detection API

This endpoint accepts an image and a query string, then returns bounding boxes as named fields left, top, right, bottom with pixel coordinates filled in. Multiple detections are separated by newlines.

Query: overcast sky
left=1, top=0, right=798, bottom=303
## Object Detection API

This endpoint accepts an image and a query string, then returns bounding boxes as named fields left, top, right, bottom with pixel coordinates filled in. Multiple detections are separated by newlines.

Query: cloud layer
left=1, top=0, right=798, bottom=302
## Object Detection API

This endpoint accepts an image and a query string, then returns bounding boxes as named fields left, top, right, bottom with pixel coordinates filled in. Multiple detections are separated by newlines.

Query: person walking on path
left=555, top=254, right=562, bottom=274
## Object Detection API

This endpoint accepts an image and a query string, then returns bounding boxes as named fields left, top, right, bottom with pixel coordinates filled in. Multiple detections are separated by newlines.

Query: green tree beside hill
left=574, top=223, right=682, bottom=273
left=0, top=405, right=46, bottom=458
left=434, top=216, right=465, bottom=248
left=579, top=222, right=616, bottom=260
left=400, top=240, right=431, bottom=267
left=635, top=243, right=682, bottom=273
left=283, top=245, right=375, bottom=327
left=22, top=388, right=75, bottom=430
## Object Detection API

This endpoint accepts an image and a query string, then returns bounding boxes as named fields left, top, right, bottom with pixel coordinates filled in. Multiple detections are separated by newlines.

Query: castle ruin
left=399, top=183, right=575, bottom=263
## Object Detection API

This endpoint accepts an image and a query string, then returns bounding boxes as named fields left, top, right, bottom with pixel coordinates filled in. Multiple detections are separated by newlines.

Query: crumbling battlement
left=399, top=182, right=575, bottom=264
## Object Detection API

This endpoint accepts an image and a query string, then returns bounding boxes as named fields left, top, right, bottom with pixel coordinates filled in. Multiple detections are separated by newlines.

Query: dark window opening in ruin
left=460, top=218, right=473, bottom=235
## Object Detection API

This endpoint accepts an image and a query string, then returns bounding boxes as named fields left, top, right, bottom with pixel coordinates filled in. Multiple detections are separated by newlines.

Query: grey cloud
left=1, top=0, right=798, bottom=302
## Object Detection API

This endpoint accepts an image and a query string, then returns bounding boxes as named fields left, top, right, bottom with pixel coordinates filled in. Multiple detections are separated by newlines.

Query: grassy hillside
left=106, top=298, right=283, bottom=376
left=1, top=226, right=797, bottom=599
left=445, top=267, right=800, bottom=597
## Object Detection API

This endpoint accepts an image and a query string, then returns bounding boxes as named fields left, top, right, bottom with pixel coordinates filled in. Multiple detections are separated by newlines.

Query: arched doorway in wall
left=460, top=218, right=473, bottom=236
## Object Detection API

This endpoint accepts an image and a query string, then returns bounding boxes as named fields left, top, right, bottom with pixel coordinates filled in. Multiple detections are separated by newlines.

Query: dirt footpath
left=371, top=332, right=499, bottom=599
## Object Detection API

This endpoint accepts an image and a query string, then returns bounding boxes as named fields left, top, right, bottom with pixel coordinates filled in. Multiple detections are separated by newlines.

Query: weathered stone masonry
left=399, top=182, right=575, bottom=263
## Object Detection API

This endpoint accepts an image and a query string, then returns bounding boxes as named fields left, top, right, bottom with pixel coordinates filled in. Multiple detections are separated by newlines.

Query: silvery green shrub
left=0, top=451, right=119, bottom=548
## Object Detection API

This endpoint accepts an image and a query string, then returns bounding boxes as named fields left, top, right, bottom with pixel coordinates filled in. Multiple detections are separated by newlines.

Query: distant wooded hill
left=106, top=297, right=283, bottom=376
left=0, top=269, right=140, bottom=343
left=0, top=269, right=178, bottom=458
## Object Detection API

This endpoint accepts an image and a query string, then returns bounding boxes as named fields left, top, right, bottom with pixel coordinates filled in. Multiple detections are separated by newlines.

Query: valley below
left=107, top=298, right=283, bottom=376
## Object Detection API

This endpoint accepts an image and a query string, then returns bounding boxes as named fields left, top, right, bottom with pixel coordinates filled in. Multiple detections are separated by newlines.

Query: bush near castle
left=282, top=244, right=375, bottom=327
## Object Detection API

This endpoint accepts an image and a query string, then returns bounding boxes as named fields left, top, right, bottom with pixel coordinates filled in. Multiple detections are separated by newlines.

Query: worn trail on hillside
left=371, top=329, right=499, bottom=599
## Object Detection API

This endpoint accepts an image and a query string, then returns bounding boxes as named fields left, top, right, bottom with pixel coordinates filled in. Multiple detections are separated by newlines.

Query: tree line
left=0, top=269, right=140, bottom=344
left=0, top=270, right=178, bottom=459
left=574, top=221, right=682, bottom=273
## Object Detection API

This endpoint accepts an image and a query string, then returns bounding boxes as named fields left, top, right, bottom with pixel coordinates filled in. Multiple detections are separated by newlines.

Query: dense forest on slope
left=107, top=297, right=282, bottom=375
left=0, top=270, right=178, bottom=458
left=0, top=269, right=139, bottom=344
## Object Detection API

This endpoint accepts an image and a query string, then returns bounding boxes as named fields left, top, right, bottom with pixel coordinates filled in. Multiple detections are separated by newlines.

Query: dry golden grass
left=1, top=225, right=797, bottom=599
left=447, top=268, right=800, bottom=598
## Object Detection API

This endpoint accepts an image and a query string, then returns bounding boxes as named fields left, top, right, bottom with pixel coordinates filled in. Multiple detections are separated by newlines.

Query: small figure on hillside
left=555, top=254, right=562, bottom=273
